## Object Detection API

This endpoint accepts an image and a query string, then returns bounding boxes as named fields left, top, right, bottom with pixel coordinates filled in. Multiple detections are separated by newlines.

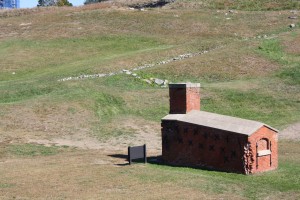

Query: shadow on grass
left=108, top=153, right=243, bottom=174
left=108, top=153, right=162, bottom=166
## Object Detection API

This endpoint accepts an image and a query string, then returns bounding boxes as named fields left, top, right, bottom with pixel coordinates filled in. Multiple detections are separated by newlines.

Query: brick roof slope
left=162, top=110, right=278, bottom=136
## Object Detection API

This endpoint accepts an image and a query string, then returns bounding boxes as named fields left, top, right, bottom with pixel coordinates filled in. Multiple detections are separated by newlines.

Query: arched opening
left=256, top=138, right=272, bottom=170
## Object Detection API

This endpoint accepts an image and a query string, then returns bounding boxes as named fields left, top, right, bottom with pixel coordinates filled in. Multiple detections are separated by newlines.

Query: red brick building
left=161, top=83, right=278, bottom=174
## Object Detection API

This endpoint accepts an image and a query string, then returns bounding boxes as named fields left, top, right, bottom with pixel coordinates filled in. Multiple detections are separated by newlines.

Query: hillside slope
left=0, top=1, right=299, bottom=199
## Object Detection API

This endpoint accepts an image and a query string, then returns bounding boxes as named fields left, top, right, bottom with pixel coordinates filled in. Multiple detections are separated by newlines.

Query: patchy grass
left=0, top=183, right=15, bottom=189
left=0, top=2, right=299, bottom=199
left=7, top=144, right=62, bottom=157
left=0, top=141, right=299, bottom=199
left=175, top=0, right=300, bottom=10
left=201, top=87, right=300, bottom=128
left=258, top=39, right=285, bottom=63
left=0, top=36, right=167, bottom=81
left=257, top=38, right=300, bottom=85
left=278, top=64, right=300, bottom=85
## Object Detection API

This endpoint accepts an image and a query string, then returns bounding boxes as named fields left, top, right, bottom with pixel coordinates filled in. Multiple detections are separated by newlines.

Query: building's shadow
left=107, top=154, right=239, bottom=174
left=108, top=154, right=162, bottom=166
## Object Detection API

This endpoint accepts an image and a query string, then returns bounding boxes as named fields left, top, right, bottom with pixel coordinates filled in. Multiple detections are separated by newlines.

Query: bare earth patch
left=27, top=117, right=161, bottom=157
left=282, top=34, right=300, bottom=55
left=280, top=122, right=300, bottom=141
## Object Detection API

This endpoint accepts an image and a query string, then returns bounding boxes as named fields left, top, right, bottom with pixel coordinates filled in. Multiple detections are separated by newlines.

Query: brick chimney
left=169, top=83, right=200, bottom=114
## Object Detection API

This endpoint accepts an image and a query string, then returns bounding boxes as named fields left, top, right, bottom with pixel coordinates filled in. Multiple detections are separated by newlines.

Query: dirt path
left=27, top=118, right=162, bottom=157
left=280, top=122, right=300, bottom=141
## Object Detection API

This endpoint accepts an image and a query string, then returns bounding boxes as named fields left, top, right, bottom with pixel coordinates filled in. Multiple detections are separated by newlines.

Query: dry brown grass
left=1, top=139, right=300, bottom=199
left=0, top=101, right=92, bottom=139
left=144, top=41, right=280, bottom=81
left=0, top=149, right=245, bottom=199
left=0, top=2, right=299, bottom=199
left=282, top=34, right=300, bottom=55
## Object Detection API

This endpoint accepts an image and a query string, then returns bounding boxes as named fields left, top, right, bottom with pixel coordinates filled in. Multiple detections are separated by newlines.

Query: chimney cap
left=169, top=83, right=200, bottom=88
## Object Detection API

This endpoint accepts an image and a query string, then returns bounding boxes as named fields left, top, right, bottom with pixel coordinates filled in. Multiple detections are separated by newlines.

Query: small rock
left=126, top=71, right=132, bottom=75
left=20, top=23, right=32, bottom=26
left=288, top=16, right=298, bottom=19
left=154, top=78, right=164, bottom=85
left=12, top=72, right=15, bottom=75
left=290, top=24, right=296, bottom=28
left=132, top=73, right=137, bottom=77
left=226, top=18, right=231, bottom=20
left=142, top=79, right=152, bottom=84
left=228, top=10, right=234, bottom=13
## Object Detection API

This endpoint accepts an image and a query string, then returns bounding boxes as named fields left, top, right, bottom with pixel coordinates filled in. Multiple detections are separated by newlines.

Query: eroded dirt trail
left=280, top=122, right=300, bottom=141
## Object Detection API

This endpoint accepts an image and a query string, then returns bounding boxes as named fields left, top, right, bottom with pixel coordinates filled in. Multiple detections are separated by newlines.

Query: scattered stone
left=142, top=79, right=152, bottom=84
left=58, top=46, right=224, bottom=82
left=154, top=78, right=164, bottom=85
left=290, top=10, right=298, bottom=14
left=290, top=24, right=296, bottom=28
left=288, top=16, right=298, bottom=19
left=20, top=23, right=32, bottom=26
left=12, top=72, right=15, bottom=75
left=226, top=18, right=231, bottom=20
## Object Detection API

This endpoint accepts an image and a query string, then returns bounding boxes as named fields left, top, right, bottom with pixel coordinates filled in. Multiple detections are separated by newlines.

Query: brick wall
left=248, top=126, right=278, bottom=173
left=162, top=120, right=278, bottom=174
left=169, top=83, right=200, bottom=114
left=162, top=120, right=249, bottom=173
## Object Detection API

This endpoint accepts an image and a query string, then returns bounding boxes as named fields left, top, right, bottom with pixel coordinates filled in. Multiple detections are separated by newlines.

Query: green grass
left=201, top=88, right=299, bottom=127
left=126, top=141, right=300, bottom=199
left=0, top=35, right=167, bottom=81
left=278, top=63, right=300, bottom=85
left=185, top=0, right=300, bottom=10
left=7, top=144, right=62, bottom=157
left=0, top=82, right=62, bottom=103
left=112, top=141, right=300, bottom=199
left=0, top=4, right=299, bottom=199
left=94, top=92, right=125, bottom=122
left=0, top=183, right=15, bottom=189
left=258, top=39, right=285, bottom=63
left=258, top=38, right=300, bottom=85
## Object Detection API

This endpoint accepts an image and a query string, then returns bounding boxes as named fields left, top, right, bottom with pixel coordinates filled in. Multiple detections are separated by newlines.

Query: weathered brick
left=162, top=83, right=278, bottom=174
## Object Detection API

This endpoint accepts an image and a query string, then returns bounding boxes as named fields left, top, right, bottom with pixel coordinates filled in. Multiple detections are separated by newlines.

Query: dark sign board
left=128, top=144, right=147, bottom=165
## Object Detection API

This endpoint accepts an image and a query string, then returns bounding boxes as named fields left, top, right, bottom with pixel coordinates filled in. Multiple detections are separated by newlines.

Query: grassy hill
left=0, top=1, right=299, bottom=199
